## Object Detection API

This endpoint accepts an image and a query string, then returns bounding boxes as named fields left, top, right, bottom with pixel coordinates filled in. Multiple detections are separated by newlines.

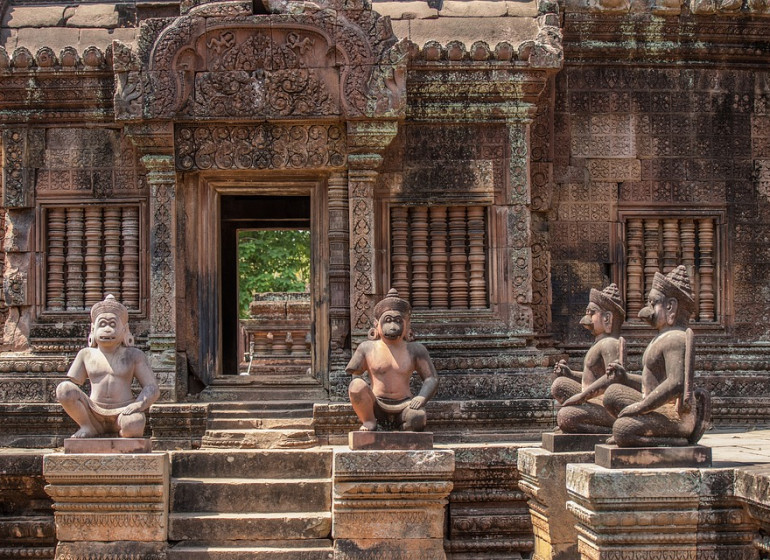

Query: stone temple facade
left=0, top=0, right=769, bottom=557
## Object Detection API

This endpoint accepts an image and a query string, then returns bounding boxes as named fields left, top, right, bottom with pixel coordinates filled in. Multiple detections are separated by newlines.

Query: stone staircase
left=168, top=448, right=334, bottom=559
left=201, top=401, right=320, bottom=449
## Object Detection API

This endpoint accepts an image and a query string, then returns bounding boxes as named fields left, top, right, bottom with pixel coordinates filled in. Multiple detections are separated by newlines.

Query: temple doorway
left=219, top=195, right=323, bottom=391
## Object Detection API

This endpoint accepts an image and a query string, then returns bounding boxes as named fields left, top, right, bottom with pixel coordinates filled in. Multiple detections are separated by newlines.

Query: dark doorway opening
left=220, top=195, right=311, bottom=375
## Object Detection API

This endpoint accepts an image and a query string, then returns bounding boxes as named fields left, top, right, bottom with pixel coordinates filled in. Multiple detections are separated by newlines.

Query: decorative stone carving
left=56, top=295, right=160, bottom=439
left=346, top=289, right=439, bottom=432
left=333, top=448, right=454, bottom=559
left=604, top=265, right=711, bottom=448
left=43, top=452, right=169, bottom=543
left=175, top=124, right=346, bottom=171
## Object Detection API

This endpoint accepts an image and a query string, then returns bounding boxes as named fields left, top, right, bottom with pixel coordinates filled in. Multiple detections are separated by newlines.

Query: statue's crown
left=373, top=288, right=411, bottom=320
left=589, top=283, right=625, bottom=320
left=90, top=294, right=129, bottom=324
left=652, top=265, right=695, bottom=311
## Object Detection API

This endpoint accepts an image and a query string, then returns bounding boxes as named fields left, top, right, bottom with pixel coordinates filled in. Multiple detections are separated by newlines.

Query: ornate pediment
left=115, top=0, right=406, bottom=122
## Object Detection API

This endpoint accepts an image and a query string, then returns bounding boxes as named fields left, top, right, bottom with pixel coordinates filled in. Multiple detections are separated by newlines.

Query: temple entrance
left=221, top=194, right=312, bottom=375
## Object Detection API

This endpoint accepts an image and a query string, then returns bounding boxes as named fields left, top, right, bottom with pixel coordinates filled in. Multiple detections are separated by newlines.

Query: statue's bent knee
left=56, top=381, right=81, bottom=403
left=402, top=408, right=426, bottom=431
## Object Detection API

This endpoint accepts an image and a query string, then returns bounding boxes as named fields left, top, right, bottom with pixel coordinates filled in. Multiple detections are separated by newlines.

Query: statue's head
left=370, top=288, right=413, bottom=342
left=639, top=265, right=695, bottom=329
left=581, top=283, right=625, bottom=337
left=88, top=294, right=134, bottom=348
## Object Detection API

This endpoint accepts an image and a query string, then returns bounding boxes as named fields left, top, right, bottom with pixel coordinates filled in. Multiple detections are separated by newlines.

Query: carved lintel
left=125, top=123, right=174, bottom=157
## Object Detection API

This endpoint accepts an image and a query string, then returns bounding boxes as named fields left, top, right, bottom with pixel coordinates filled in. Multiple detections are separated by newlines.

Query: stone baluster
left=429, top=205, right=449, bottom=309
left=449, top=206, right=469, bottom=309
left=643, top=218, right=660, bottom=298
left=680, top=219, right=697, bottom=311
left=121, top=206, right=140, bottom=310
left=625, top=218, right=644, bottom=319
left=662, top=218, right=680, bottom=273
left=103, top=207, right=122, bottom=299
left=411, top=207, right=430, bottom=308
left=698, top=217, right=715, bottom=322
left=328, top=172, right=350, bottom=359
left=84, top=206, right=103, bottom=308
left=65, top=207, right=85, bottom=311
left=254, top=333, right=268, bottom=356
left=467, top=205, right=487, bottom=309
left=46, top=207, right=66, bottom=310
left=391, top=206, right=410, bottom=302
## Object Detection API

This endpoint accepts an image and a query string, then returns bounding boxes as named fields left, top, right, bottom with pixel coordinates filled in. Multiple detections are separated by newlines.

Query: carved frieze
left=175, top=124, right=345, bottom=171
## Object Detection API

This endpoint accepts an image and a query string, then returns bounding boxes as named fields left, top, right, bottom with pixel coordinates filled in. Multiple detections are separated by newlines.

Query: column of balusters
left=429, top=206, right=448, bottom=309
left=642, top=219, right=660, bottom=299
left=680, top=219, right=697, bottom=312
left=390, top=207, right=410, bottom=300
left=625, top=218, right=644, bottom=319
left=698, top=217, right=715, bottom=322
left=103, top=207, right=122, bottom=300
left=47, top=208, right=66, bottom=310
left=410, top=207, right=430, bottom=308
left=122, top=206, right=140, bottom=310
left=662, top=218, right=680, bottom=273
left=65, top=207, right=85, bottom=310
left=467, top=205, right=486, bottom=309
left=449, top=206, right=469, bottom=309
left=84, top=206, right=103, bottom=308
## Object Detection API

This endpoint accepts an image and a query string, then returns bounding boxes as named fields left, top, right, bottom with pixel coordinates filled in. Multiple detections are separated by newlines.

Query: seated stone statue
left=57, top=295, right=159, bottom=439
left=603, top=265, right=711, bottom=447
left=346, top=288, right=439, bottom=432
left=551, top=283, right=626, bottom=434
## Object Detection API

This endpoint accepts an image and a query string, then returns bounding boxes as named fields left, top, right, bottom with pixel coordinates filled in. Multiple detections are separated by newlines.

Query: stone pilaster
left=328, top=171, right=352, bottom=383
left=735, top=465, right=770, bottom=559
left=43, top=452, right=169, bottom=559
left=518, top=447, right=595, bottom=560
left=141, top=154, right=179, bottom=402
left=566, top=464, right=758, bottom=560
left=333, top=448, right=454, bottom=559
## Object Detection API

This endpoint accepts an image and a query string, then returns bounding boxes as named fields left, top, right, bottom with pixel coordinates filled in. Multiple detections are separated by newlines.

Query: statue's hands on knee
left=606, top=361, right=627, bottom=382
left=408, top=396, right=426, bottom=409
left=562, top=391, right=587, bottom=407
left=553, top=359, right=570, bottom=377
left=618, top=401, right=644, bottom=418
left=119, top=402, right=143, bottom=417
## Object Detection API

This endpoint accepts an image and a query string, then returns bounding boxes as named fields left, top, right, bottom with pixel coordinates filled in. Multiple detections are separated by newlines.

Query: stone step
left=171, top=478, right=331, bottom=513
left=168, top=512, right=332, bottom=542
left=201, top=429, right=318, bottom=449
left=171, top=449, right=332, bottom=479
left=207, top=416, right=313, bottom=430
left=168, top=540, right=333, bottom=560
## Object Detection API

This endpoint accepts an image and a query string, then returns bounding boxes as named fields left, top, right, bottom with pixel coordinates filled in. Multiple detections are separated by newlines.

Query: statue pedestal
left=542, top=432, right=608, bottom=453
left=348, top=430, right=433, bottom=450
left=63, top=437, right=152, bottom=454
left=518, top=446, right=596, bottom=560
left=44, top=452, right=168, bottom=559
left=595, top=444, right=712, bottom=469
left=566, top=463, right=757, bottom=560
left=333, top=448, right=454, bottom=560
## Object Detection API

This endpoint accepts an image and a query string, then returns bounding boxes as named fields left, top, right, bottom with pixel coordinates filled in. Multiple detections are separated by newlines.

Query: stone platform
left=595, top=444, right=712, bottom=469
left=348, top=430, right=433, bottom=450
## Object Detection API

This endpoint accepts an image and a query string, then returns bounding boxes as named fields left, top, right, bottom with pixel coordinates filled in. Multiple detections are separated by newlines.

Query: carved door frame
left=178, top=171, right=330, bottom=388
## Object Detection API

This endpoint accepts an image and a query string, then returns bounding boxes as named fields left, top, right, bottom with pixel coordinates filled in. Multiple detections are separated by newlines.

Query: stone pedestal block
left=348, top=430, right=433, bottom=450
left=542, top=432, right=608, bottom=453
left=566, top=463, right=757, bottom=560
left=43, top=452, right=169, bottom=557
left=518, top=446, right=595, bottom=560
left=594, top=444, right=712, bottom=469
left=333, top=449, right=454, bottom=560
left=63, top=437, right=153, bottom=454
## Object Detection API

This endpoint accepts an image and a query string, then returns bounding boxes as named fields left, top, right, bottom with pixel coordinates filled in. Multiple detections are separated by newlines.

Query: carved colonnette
left=333, top=448, right=455, bottom=559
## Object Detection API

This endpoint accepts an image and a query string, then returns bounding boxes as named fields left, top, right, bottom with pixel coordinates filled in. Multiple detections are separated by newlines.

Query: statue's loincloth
left=85, top=396, right=136, bottom=419
left=374, top=396, right=412, bottom=415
